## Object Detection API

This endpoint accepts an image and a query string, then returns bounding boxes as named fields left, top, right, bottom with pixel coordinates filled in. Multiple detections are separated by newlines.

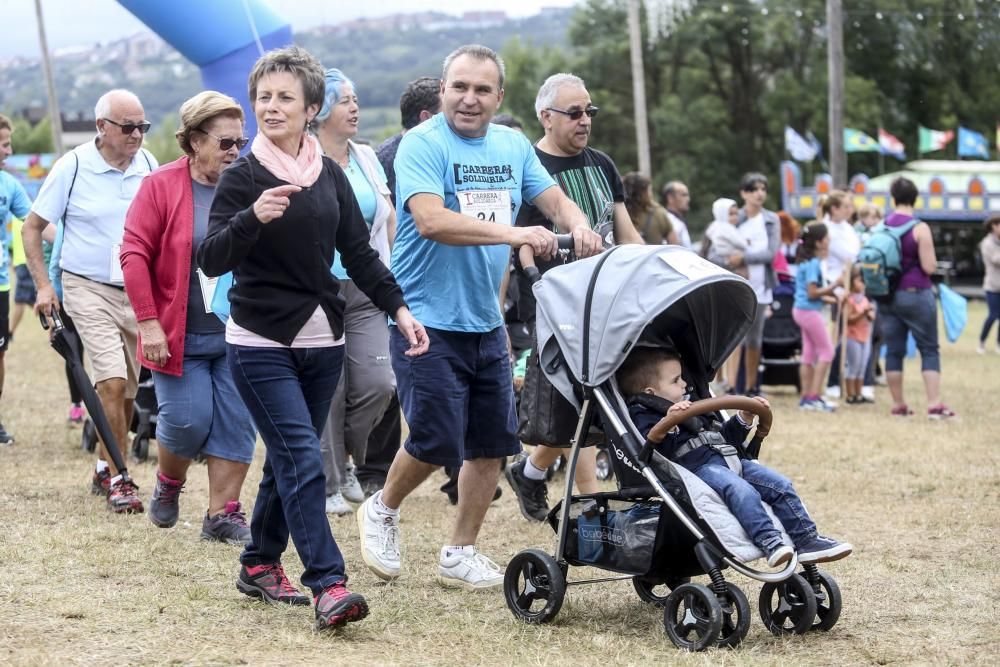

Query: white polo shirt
left=31, top=137, right=157, bottom=285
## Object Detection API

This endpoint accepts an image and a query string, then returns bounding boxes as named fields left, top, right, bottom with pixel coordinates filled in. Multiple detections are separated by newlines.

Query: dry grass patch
left=1, top=302, right=998, bottom=665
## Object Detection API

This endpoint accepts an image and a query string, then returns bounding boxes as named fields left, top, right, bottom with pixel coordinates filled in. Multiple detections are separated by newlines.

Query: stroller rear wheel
left=632, top=575, right=690, bottom=607
left=503, top=549, right=566, bottom=624
left=131, top=433, right=150, bottom=463
left=715, top=582, right=751, bottom=648
left=806, top=569, right=842, bottom=631
left=662, top=583, right=723, bottom=652
left=758, top=573, right=818, bottom=635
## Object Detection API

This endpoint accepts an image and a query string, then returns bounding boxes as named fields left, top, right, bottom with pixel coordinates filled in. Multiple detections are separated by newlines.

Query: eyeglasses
left=546, top=105, right=599, bottom=120
left=103, top=118, right=151, bottom=135
left=194, top=128, right=249, bottom=151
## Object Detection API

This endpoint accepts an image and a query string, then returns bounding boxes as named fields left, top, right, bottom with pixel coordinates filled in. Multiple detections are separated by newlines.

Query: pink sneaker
left=927, top=404, right=958, bottom=420
left=68, top=404, right=85, bottom=424
left=890, top=404, right=914, bottom=417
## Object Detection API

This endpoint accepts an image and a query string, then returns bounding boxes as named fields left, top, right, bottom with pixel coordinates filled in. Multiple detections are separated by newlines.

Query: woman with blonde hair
left=122, top=91, right=256, bottom=545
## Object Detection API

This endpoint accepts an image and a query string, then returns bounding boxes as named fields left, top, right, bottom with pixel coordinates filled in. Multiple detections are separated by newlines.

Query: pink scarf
left=251, top=131, right=323, bottom=187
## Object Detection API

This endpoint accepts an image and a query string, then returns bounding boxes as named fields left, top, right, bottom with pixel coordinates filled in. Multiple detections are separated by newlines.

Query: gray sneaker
left=149, top=471, right=185, bottom=528
left=201, top=501, right=252, bottom=546
left=341, top=465, right=365, bottom=503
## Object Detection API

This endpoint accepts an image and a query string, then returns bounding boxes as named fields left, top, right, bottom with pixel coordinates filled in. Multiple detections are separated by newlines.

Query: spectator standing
left=979, top=214, right=1000, bottom=354
left=24, top=90, right=158, bottom=510
left=793, top=222, right=839, bottom=411
left=624, top=172, right=677, bottom=245
left=661, top=180, right=693, bottom=249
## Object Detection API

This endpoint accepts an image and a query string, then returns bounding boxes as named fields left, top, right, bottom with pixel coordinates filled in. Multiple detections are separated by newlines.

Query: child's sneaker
left=797, top=536, right=853, bottom=564
left=927, top=404, right=958, bottom=420
left=890, top=404, right=913, bottom=417
left=976, top=342, right=986, bottom=354
left=68, top=403, right=85, bottom=425
left=437, top=545, right=504, bottom=590
left=314, top=581, right=369, bottom=631
left=766, top=544, right=794, bottom=568
left=798, top=397, right=818, bottom=411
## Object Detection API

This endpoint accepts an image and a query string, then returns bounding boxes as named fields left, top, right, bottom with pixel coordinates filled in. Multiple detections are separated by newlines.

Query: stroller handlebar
left=39, top=308, right=64, bottom=332
left=645, top=396, right=772, bottom=448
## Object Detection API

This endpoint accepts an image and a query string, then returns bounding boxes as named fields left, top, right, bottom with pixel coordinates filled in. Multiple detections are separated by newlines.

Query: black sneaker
left=505, top=458, right=549, bottom=522
left=0, top=420, right=14, bottom=446
left=149, top=471, right=184, bottom=528
left=237, top=563, right=310, bottom=605
left=201, top=501, right=252, bottom=546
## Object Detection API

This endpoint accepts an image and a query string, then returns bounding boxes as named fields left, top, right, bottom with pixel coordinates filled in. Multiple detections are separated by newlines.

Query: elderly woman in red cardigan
left=121, top=91, right=256, bottom=545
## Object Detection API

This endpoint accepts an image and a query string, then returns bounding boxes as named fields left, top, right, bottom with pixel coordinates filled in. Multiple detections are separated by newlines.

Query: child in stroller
left=618, top=347, right=852, bottom=568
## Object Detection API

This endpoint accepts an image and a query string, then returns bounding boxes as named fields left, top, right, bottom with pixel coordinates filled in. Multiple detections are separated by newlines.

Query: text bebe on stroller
left=503, top=246, right=844, bottom=651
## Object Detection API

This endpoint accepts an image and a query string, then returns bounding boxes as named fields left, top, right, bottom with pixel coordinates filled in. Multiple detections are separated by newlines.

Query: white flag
left=785, top=126, right=817, bottom=162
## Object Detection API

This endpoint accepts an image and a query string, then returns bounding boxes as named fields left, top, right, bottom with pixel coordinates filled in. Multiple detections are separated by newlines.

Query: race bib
left=458, top=189, right=512, bottom=227
left=110, top=244, right=124, bottom=283
left=197, top=269, right=219, bottom=314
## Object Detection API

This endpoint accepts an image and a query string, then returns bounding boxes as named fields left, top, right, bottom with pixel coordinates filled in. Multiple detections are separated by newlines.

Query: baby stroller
left=503, top=246, right=842, bottom=651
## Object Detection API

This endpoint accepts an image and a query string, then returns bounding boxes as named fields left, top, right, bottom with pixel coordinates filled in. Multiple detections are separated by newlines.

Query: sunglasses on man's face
left=546, top=105, right=600, bottom=121
left=103, top=118, right=151, bottom=135
left=194, top=128, right=249, bottom=151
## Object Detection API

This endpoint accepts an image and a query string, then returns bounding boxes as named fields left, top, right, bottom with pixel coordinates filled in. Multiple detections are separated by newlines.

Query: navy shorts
left=14, top=265, right=36, bottom=305
left=390, top=325, right=521, bottom=468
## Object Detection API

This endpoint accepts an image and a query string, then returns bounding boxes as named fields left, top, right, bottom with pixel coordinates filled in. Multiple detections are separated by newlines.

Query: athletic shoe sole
left=436, top=573, right=504, bottom=591
left=356, top=503, right=401, bottom=581
left=798, top=543, right=853, bottom=564
left=504, top=466, right=548, bottom=523
left=315, top=595, right=369, bottom=631
left=235, top=578, right=310, bottom=606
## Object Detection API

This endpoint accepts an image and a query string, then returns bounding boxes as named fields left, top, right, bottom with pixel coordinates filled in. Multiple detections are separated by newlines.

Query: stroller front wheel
left=758, top=573, right=818, bottom=635
left=503, top=548, right=566, bottom=624
left=715, top=582, right=751, bottom=648
left=806, top=569, right=842, bottom=631
left=662, top=583, right=724, bottom=652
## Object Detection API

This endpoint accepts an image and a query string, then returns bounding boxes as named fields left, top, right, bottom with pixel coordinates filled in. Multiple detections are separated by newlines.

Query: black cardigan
left=198, top=153, right=406, bottom=346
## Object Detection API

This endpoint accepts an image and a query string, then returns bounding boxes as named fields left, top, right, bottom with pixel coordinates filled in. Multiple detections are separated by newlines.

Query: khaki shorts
left=62, top=272, right=139, bottom=398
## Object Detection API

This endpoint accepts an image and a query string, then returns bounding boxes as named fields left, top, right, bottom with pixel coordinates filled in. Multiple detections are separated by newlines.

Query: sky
left=0, top=0, right=579, bottom=59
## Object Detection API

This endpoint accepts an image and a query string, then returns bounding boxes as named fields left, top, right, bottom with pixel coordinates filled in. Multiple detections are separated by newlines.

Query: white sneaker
left=325, top=492, right=352, bottom=516
left=341, top=465, right=365, bottom=504
left=357, top=494, right=401, bottom=581
left=861, top=385, right=875, bottom=400
left=824, top=385, right=841, bottom=400
left=976, top=342, right=986, bottom=354
left=437, top=546, right=504, bottom=590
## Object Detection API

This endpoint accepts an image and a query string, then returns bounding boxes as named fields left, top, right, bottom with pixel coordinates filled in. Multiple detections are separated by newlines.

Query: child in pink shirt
left=845, top=266, right=875, bottom=404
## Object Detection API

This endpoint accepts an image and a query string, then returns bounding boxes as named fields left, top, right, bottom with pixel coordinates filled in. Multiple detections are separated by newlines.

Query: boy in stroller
left=617, top=347, right=852, bottom=567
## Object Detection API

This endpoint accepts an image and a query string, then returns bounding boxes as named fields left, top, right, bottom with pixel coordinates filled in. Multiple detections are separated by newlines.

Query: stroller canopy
left=534, top=245, right=758, bottom=408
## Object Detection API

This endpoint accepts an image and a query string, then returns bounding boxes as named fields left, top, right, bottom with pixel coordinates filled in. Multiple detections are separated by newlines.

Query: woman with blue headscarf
left=314, top=68, right=398, bottom=516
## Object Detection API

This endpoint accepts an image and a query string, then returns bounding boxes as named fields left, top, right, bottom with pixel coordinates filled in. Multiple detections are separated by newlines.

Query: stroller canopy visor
left=533, top=246, right=758, bottom=408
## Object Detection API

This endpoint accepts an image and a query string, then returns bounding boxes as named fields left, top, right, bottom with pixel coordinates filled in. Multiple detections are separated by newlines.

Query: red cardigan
left=121, top=156, right=197, bottom=377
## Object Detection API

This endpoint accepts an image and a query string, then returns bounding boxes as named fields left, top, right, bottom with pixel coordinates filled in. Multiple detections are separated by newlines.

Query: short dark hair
left=491, top=113, right=522, bottom=130
left=616, top=347, right=681, bottom=396
left=740, top=172, right=768, bottom=192
left=400, top=77, right=441, bottom=130
left=890, top=177, right=919, bottom=207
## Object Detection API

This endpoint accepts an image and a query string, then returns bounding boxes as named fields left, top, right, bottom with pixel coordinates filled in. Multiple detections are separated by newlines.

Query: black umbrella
left=41, top=310, right=132, bottom=483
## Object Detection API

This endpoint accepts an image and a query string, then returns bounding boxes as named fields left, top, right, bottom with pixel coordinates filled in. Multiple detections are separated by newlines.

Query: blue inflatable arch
left=117, top=0, right=293, bottom=139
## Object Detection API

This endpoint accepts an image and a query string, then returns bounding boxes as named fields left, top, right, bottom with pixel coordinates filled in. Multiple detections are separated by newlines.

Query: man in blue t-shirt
left=358, top=44, right=602, bottom=591
left=0, top=114, right=33, bottom=446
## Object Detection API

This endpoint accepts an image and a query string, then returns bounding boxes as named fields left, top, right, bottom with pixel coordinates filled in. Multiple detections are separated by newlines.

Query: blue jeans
left=228, top=344, right=345, bottom=594
left=881, top=288, right=940, bottom=373
left=693, top=456, right=817, bottom=551
left=980, top=291, right=1000, bottom=344
left=152, top=332, right=256, bottom=463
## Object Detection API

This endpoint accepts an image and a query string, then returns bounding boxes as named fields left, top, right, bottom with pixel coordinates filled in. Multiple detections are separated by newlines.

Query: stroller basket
left=548, top=493, right=666, bottom=576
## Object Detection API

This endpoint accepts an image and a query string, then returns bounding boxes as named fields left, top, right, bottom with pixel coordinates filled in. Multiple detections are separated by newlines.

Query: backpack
left=857, top=218, right=920, bottom=301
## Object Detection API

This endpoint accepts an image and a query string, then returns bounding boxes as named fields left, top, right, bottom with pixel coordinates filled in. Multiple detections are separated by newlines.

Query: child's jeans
left=692, top=454, right=818, bottom=552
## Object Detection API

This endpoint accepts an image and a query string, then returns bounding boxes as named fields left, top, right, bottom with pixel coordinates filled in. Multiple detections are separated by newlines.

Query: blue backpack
left=857, top=218, right=920, bottom=301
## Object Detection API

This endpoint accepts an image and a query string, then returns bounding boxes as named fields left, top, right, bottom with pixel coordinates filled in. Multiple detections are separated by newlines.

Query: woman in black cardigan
left=198, top=46, right=427, bottom=632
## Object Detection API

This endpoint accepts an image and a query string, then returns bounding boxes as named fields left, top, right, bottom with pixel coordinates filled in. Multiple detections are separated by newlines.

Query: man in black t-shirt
left=506, top=73, right=643, bottom=522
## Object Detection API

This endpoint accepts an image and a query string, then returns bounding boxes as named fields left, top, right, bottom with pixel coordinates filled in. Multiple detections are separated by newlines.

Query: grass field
left=0, top=301, right=997, bottom=666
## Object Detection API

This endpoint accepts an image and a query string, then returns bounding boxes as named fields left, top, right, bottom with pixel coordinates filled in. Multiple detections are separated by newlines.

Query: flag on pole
left=844, top=128, right=880, bottom=153
left=878, top=128, right=906, bottom=160
left=784, top=126, right=817, bottom=162
left=806, top=131, right=824, bottom=159
left=918, top=125, right=954, bottom=154
left=957, top=126, right=989, bottom=159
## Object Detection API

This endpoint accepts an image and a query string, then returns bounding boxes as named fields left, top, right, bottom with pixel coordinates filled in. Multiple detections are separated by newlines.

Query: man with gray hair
left=358, top=45, right=602, bottom=590
left=505, top=72, right=642, bottom=522
left=23, top=89, right=157, bottom=513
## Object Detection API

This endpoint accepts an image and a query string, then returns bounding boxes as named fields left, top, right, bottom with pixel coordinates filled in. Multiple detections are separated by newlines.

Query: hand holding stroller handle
left=38, top=308, right=63, bottom=332
left=555, top=234, right=575, bottom=251
left=646, top=396, right=772, bottom=445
